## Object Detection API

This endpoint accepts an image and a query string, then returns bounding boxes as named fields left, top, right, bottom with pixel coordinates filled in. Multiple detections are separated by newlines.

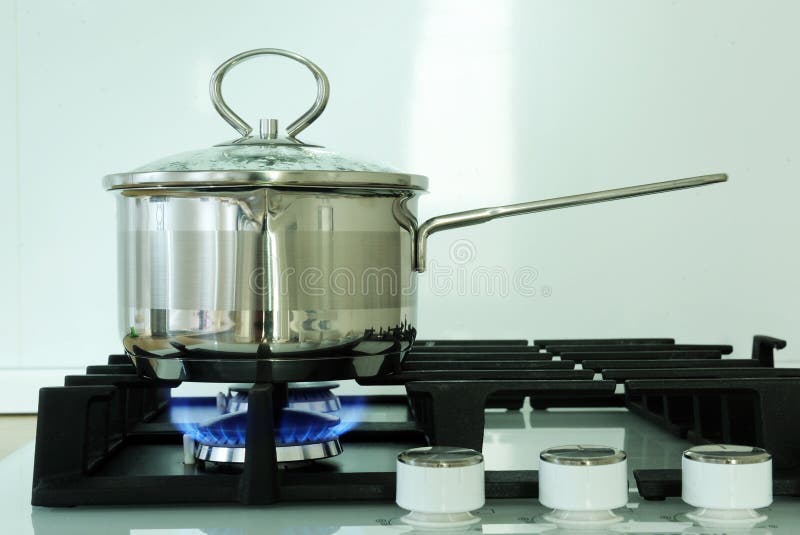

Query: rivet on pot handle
left=414, top=173, right=728, bottom=272
left=209, top=48, right=330, bottom=139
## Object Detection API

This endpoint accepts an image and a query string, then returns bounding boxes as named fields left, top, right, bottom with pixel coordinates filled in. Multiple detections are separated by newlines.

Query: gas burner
left=286, top=382, right=342, bottom=413
left=195, top=439, right=343, bottom=465
left=190, top=408, right=344, bottom=465
left=217, top=383, right=342, bottom=414
left=216, top=387, right=248, bottom=414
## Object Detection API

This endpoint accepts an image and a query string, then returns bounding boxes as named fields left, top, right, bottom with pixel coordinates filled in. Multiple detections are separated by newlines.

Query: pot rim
left=103, top=170, right=429, bottom=191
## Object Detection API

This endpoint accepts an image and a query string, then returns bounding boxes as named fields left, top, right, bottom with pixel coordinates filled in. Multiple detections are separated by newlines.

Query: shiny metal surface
left=287, top=382, right=342, bottom=413
left=220, top=383, right=342, bottom=413
left=115, top=189, right=417, bottom=352
left=194, top=437, right=343, bottom=464
left=289, top=396, right=341, bottom=413
left=220, top=390, right=247, bottom=413
left=289, top=381, right=340, bottom=390
left=684, top=444, right=772, bottom=465
left=103, top=170, right=429, bottom=190
left=209, top=48, right=329, bottom=139
left=259, top=118, right=278, bottom=140
left=397, top=446, right=483, bottom=468
left=415, top=173, right=728, bottom=271
left=540, top=445, right=627, bottom=466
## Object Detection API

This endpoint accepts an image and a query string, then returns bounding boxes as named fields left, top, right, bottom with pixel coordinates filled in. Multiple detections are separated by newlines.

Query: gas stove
left=14, top=335, right=800, bottom=533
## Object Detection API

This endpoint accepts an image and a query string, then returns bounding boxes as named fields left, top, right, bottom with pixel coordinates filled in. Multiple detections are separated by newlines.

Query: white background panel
left=1, top=1, right=799, bottom=410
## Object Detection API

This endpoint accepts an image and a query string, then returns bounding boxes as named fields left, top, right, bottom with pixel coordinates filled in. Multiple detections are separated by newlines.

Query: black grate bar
left=415, top=339, right=530, bottom=347
left=406, top=379, right=616, bottom=451
left=31, top=470, right=541, bottom=506
left=403, top=359, right=568, bottom=371
left=581, top=358, right=758, bottom=373
left=406, top=351, right=552, bottom=361
left=410, top=345, right=541, bottom=354
left=535, top=337, right=675, bottom=347
left=107, top=354, right=133, bottom=365
left=86, top=364, right=137, bottom=375
left=603, top=367, right=800, bottom=381
left=358, top=366, right=585, bottom=385
left=562, top=350, right=722, bottom=363
left=546, top=344, right=733, bottom=356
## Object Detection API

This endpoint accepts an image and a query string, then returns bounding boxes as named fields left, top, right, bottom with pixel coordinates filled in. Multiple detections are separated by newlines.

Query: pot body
left=114, top=186, right=420, bottom=382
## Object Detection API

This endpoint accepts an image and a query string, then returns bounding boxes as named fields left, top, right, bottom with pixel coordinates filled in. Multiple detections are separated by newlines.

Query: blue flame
left=177, top=396, right=365, bottom=447
left=276, top=409, right=341, bottom=445
left=334, top=396, right=365, bottom=435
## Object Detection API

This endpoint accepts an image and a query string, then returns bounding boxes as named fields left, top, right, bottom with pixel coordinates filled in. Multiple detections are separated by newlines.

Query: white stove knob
left=682, top=444, right=772, bottom=528
left=396, top=446, right=484, bottom=529
left=538, top=445, right=628, bottom=528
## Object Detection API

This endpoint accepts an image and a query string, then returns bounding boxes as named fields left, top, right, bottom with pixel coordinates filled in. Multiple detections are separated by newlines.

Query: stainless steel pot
left=104, top=48, right=727, bottom=383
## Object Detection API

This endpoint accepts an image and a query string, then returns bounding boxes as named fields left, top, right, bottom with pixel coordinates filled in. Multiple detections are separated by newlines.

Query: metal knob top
left=397, top=446, right=484, bottom=468
left=540, top=445, right=627, bottom=466
left=209, top=48, right=330, bottom=140
left=683, top=444, right=772, bottom=465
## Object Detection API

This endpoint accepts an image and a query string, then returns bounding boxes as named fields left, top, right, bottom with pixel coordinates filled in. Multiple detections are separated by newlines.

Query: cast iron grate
left=31, top=335, right=799, bottom=506
left=618, top=335, right=800, bottom=499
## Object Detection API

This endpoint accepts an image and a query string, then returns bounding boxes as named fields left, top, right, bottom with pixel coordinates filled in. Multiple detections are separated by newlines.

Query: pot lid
left=103, top=48, right=427, bottom=191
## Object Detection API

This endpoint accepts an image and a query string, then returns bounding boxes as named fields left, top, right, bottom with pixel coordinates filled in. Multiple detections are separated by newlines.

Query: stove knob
left=538, top=445, right=628, bottom=528
left=682, top=444, right=772, bottom=528
left=396, top=446, right=484, bottom=529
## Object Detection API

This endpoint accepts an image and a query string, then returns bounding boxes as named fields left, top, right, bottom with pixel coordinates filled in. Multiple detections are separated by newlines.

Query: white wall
left=1, top=0, right=798, bottom=411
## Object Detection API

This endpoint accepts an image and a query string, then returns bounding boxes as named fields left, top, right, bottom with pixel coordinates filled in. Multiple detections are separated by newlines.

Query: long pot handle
left=414, top=173, right=727, bottom=272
